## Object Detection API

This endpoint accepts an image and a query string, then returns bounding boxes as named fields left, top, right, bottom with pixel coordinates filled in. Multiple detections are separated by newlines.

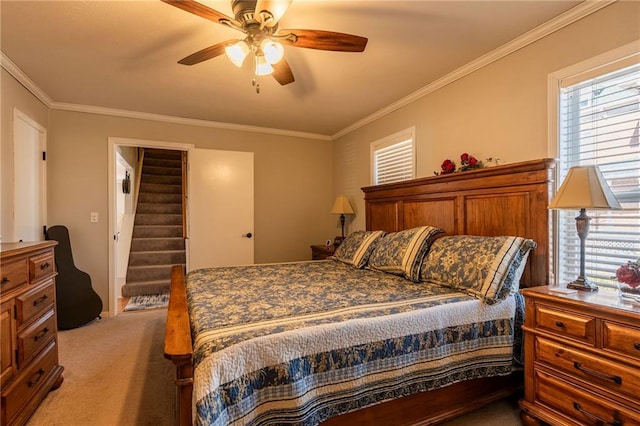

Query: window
left=371, top=127, right=415, bottom=185
left=555, top=53, right=640, bottom=289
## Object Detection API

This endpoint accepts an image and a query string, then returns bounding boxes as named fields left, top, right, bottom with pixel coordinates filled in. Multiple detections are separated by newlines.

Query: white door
left=188, top=149, right=254, bottom=271
left=13, top=109, right=46, bottom=242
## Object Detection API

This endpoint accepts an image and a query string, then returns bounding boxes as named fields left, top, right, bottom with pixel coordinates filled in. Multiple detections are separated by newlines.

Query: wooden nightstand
left=310, top=245, right=335, bottom=260
left=519, top=286, right=640, bottom=425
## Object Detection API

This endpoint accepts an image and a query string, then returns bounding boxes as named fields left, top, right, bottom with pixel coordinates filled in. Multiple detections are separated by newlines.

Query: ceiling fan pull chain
left=252, top=79, right=261, bottom=94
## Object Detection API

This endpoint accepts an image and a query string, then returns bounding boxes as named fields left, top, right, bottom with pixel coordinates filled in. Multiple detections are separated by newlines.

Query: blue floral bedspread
left=186, top=260, right=523, bottom=426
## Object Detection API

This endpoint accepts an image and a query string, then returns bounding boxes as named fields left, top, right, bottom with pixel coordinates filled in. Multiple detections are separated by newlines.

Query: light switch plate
left=90, top=212, right=99, bottom=223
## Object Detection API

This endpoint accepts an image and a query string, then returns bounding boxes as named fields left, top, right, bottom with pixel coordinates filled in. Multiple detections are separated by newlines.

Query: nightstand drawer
left=603, top=321, right=640, bottom=362
left=1, top=259, right=28, bottom=294
left=535, top=370, right=639, bottom=426
left=535, top=337, right=640, bottom=401
left=535, top=304, right=595, bottom=345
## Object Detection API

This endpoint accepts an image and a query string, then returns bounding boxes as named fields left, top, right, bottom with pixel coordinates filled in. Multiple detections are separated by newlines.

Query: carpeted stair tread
left=129, top=250, right=186, bottom=266
left=143, top=158, right=182, bottom=168
left=134, top=214, right=182, bottom=226
left=139, top=182, right=182, bottom=194
left=136, top=202, right=182, bottom=214
left=138, top=192, right=182, bottom=204
left=122, top=279, right=172, bottom=297
left=140, top=174, right=182, bottom=185
left=141, top=165, right=182, bottom=177
left=131, top=237, right=184, bottom=251
left=132, top=225, right=183, bottom=238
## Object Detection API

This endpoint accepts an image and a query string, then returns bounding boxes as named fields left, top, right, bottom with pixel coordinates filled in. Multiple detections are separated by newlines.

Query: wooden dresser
left=520, top=286, right=640, bottom=425
left=1, top=241, right=64, bottom=426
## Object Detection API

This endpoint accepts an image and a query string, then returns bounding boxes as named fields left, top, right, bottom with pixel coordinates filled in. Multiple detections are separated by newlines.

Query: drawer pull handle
left=634, top=343, right=640, bottom=351
left=40, top=262, right=50, bottom=270
left=34, top=327, right=50, bottom=342
left=573, top=362, right=622, bottom=385
left=27, top=368, right=46, bottom=388
left=33, top=295, right=48, bottom=307
left=573, top=402, right=622, bottom=426
left=555, top=321, right=564, bottom=328
left=1, top=277, right=9, bottom=285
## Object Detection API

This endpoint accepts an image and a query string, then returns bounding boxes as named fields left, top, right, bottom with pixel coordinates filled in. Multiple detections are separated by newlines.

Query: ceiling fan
left=162, top=0, right=368, bottom=87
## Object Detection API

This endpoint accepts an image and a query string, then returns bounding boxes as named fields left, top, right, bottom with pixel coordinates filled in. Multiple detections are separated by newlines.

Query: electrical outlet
left=90, top=212, right=99, bottom=223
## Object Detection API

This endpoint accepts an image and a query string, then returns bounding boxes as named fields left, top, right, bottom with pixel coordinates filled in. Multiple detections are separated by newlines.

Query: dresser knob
left=555, top=321, right=564, bottom=328
left=1, top=277, right=9, bottom=285
left=634, top=343, right=640, bottom=350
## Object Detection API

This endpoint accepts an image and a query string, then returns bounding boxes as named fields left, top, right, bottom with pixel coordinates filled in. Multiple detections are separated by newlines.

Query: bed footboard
left=164, top=265, right=193, bottom=426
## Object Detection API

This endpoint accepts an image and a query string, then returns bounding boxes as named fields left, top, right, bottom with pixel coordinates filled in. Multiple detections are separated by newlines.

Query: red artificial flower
left=460, top=153, right=469, bottom=163
left=440, top=159, right=456, bottom=174
left=616, top=262, right=640, bottom=287
left=468, top=156, right=478, bottom=167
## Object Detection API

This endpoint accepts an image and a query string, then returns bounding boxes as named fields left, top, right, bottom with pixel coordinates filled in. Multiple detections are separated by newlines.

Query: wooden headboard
left=362, top=158, right=556, bottom=288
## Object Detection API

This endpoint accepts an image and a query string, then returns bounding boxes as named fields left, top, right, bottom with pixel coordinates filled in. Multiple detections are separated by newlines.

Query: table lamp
left=330, top=195, right=355, bottom=244
left=549, top=165, right=621, bottom=291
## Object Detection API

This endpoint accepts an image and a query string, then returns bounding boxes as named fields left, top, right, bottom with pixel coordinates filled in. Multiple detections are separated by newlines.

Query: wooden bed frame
left=164, top=158, right=556, bottom=425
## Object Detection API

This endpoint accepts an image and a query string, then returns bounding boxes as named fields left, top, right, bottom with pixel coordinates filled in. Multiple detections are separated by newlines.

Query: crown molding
left=1, top=51, right=53, bottom=107
left=331, top=0, right=616, bottom=140
left=49, top=102, right=331, bottom=141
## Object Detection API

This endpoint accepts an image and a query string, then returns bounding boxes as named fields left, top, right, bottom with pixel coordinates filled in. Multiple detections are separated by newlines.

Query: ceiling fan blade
left=276, top=29, right=368, bottom=52
left=255, top=0, right=292, bottom=28
left=161, top=0, right=240, bottom=28
left=178, top=40, right=236, bottom=66
left=272, top=59, right=295, bottom=85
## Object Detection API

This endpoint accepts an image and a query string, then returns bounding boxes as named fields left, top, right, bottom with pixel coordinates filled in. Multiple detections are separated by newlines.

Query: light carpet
left=123, top=293, right=169, bottom=312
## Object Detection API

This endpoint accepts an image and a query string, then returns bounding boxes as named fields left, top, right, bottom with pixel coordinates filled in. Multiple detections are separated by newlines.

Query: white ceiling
left=1, top=0, right=584, bottom=137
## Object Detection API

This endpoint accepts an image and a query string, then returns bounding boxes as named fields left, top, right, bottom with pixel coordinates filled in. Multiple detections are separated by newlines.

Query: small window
left=371, top=127, right=416, bottom=185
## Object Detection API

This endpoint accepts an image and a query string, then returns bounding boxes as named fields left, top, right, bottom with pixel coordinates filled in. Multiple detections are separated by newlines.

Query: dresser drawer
left=535, top=304, right=595, bottom=345
left=1, top=340, right=58, bottom=425
left=603, top=321, right=640, bottom=362
left=535, top=337, right=640, bottom=402
left=17, top=309, right=56, bottom=368
left=1, top=259, right=28, bottom=294
left=535, top=370, right=639, bottom=426
left=16, top=280, right=55, bottom=327
left=29, top=251, right=55, bottom=282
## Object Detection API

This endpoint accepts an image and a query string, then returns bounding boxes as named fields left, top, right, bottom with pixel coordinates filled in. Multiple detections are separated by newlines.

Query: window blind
left=371, top=128, right=415, bottom=185
left=558, top=62, right=640, bottom=288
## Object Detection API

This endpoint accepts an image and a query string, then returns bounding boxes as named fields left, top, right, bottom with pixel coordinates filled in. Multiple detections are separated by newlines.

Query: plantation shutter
left=558, top=61, right=640, bottom=288
left=371, top=128, right=415, bottom=185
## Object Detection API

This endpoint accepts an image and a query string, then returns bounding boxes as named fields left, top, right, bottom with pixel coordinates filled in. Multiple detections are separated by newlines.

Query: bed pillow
left=368, top=226, right=444, bottom=282
left=332, top=230, right=386, bottom=268
left=420, top=235, right=537, bottom=304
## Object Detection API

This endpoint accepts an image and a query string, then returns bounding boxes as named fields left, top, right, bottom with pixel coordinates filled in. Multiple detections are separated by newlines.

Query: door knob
left=242, top=233, right=253, bottom=238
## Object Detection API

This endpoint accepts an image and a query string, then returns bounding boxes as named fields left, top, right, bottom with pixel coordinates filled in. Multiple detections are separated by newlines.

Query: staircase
left=122, top=148, right=186, bottom=298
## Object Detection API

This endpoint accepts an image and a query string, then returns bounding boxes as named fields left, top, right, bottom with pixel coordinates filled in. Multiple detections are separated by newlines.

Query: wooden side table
left=519, top=286, right=640, bottom=425
left=310, top=245, right=335, bottom=260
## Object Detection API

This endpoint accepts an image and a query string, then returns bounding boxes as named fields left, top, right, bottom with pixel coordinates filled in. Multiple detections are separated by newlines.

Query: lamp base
left=566, top=277, right=599, bottom=292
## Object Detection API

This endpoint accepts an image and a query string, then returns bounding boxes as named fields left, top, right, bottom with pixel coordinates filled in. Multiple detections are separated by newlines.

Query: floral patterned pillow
left=420, top=235, right=537, bottom=304
left=368, top=226, right=444, bottom=282
left=332, top=230, right=386, bottom=268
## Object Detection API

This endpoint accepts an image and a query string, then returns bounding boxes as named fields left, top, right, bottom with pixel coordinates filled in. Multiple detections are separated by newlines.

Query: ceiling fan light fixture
left=255, top=53, right=274, bottom=76
left=260, top=39, right=284, bottom=64
left=225, top=40, right=250, bottom=67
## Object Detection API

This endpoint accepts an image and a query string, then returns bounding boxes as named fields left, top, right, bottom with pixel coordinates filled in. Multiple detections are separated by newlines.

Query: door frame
left=107, top=137, right=193, bottom=317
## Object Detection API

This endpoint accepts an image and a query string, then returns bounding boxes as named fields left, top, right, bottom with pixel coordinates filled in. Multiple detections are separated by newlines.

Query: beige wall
left=45, top=110, right=332, bottom=311
left=332, top=1, right=640, bottom=232
left=1, top=69, right=50, bottom=241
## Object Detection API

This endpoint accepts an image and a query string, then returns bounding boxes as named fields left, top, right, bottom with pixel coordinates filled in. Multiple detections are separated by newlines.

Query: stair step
left=145, top=148, right=182, bottom=160
left=131, top=237, right=185, bottom=251
left=141, top=165, right=182, bottom=177
left=122, top=279, right=171, bottom=298
left=132, top=225, right=183, bottom=238
left=136, top=203, right=182, bottom=214
left=143, top=158, right=182, bottom=169
left=137, top=192, right=182, bottom=204
left=126, top=264, right=177, bottom=282
left=140, top=174, right=182, bottom=185
left=135, top=214, right=182, bottom=226
left=139, top=182, right=182, bottom=194
left=129, top=250, right=186, bottom=266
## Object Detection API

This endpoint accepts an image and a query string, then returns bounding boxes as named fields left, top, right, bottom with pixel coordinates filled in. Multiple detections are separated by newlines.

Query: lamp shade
left=549, top=165, right=621, bottom=210
left=330, top=195, right=355, bottom=215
